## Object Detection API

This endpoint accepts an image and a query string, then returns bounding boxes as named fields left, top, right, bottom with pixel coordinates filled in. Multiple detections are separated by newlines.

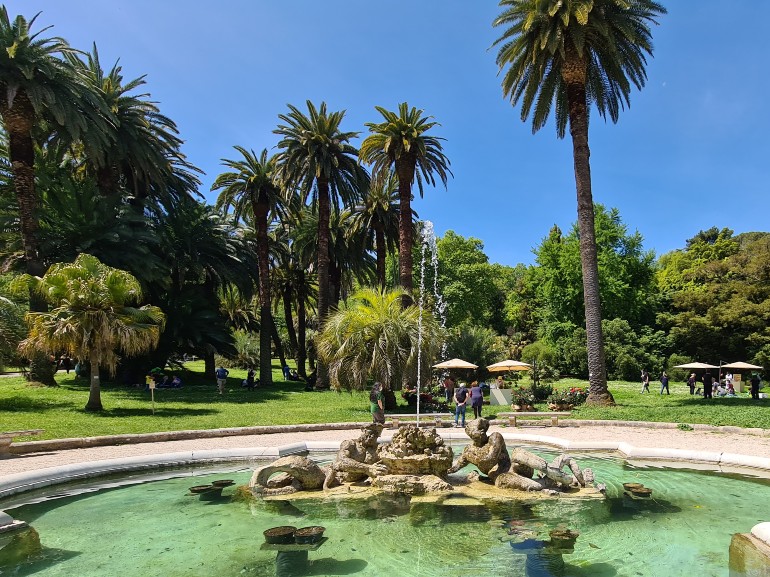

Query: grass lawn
left=1, top=368, right=769, bottom=440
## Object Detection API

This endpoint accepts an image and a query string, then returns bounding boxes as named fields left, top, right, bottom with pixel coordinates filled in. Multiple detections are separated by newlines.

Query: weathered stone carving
left=377, top=425, right=453, bottom=477
left=323, top=423, right=388, bottom=490
left=250, top=455, right=327, bottom=496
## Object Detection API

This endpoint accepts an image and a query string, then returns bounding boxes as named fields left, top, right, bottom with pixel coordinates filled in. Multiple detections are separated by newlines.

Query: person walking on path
left=369, top=382, right=385, bottom=424
left=640, top=370, right=650, bottom=394
left=454, top=382, right=468, bottom=428
left=750, top=373, right=762, bottom=400
left=702, top=372, right=714, bottom=399
left=659, top=371, right=670, bottom=395
left=215, top=366, right=229, bottom=395
left=470, top=380, right=484, bottom=419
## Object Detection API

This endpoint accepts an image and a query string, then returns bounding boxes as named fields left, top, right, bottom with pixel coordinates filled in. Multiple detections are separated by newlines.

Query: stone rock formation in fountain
left=250, top=455, right=327, bottom=496
left=448, top=418, right=594, bottom=493
left=372, top=425, right=454, bottom=494
left=323, top=423, right=387, bottom=490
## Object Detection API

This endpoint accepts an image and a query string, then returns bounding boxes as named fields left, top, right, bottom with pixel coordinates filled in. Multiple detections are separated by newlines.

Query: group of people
left=643, top=369, right=763, bottom=399
left=639, top=370, right=671, bottom=395
left=443, top=376, right=484, bottom=427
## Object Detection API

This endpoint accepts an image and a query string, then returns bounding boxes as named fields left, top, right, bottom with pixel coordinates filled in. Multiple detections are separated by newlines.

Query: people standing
left=687, top=373, right=696, bottom=395
left=702, top=372, right=714, bottom=399
left=215, top=365, right=229, bottom=395
left=454, top=382, right=468, bottom=428
left=640, top=370, right=650, bottom=393
left=246, top=367, right=256, bottom=389
left=470, top=380, right=484, bottom=419
left=370, top=382, right=385, bottom=424
left=443, top=375, right=456, bottom=405
left=659, top=371, right=670, bottom=395
left=750, top=373, right=761, bottom=400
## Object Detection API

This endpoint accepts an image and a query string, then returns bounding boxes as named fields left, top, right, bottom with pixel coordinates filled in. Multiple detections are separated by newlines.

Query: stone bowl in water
left=628, top=487, right=653, bottom=497
left=212, top=479, right=235, bottom=488
left=189, top=485, right=215, bottom=494
left=294, top=526, right=326, bottom=544
left=263, top=526, right=297, bottom=544
left=623, top=482, right=644, bottom=491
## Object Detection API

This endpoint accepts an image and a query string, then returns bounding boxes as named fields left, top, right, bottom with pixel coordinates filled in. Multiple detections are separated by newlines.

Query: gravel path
left=3, top=422, right=770, bottom=479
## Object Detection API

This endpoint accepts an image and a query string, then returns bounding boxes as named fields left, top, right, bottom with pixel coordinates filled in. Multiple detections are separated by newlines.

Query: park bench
left=496, top=412, right=570, bottom=427
left=0, top=429, right=43, bottom=457
left=385, top=413, right=453, bottom=428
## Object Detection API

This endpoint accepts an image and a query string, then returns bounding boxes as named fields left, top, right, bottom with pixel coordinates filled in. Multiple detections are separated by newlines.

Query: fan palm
left=17, top=254, right=165, bottom=411
left=349, top=170, right=406, bottom=289
left=360, top=103, right=451, bottom=293
left=213, top=147, right=284, bottom=386
left=274, top=101, right=369, bottom=387
left=493, top=0, right=665, bottom=405
left=316, top=287, right=443, bottom=392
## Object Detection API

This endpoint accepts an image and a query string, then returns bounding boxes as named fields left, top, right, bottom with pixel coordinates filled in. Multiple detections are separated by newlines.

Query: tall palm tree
left=0, top=9, right=111, bottom=384
left=213, top=147, right=283, bottom=386
left=18, top=254, right=165, bottom=411
left=64, top=45, right=200, bottom=211
left=349, top=170, right=405, bottom=289
left=493, top=0, right=665, bottom=405
left=274, top=101, right=369, bottom=388
left=360, top=103, right=451, bottom=293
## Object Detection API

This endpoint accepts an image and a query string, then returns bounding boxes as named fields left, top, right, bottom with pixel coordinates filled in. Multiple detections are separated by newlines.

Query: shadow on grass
left=90, top=407, right=219, bottom=418
left=0, top=397, right=73, bottom=412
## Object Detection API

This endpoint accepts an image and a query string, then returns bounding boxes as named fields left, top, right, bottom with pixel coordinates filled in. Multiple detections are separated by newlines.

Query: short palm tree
left=275, top=101, right=369, bottom=388
left=360, top=103, right=451, bottom=293
left=316, top=287, right=443, bottom=393
left=349, top=170, right=405, bottom=289
left=213, top=147, right=284, bottom=386
left=17, top=254, right=165, bottom=411
left=493, top=0, right=665, bottom=405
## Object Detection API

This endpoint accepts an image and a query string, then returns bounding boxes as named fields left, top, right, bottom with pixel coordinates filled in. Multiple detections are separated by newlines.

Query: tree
left=360, top=103, right=451, bottom=293
left=275, top=101, right=369, bottom=388
left=493, top=0, right=666, bottom=405
left=316, top=287, right=443, bottom=393
left=17, top=254, right=165, bottom=411
left=213, top=147, right=284, bottom=386
left=348, top=170, right=403, bottom=289
left=0, top=9, right=111, bottom=383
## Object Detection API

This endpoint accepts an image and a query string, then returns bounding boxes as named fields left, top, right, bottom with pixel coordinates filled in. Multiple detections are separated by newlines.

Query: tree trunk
left=253, top=199, right=273, bottom=386
left=270, top=312, right=287, bottom=370
left=396, top=156, right=417, bottom=300
left=564, top=56, right=613, bottom=406
left=315, top=178, right=331, bottom=388
left=204, top=346, right=216, bottom=379
left=375, top=224, right=386, bottom=290
left=296, top=275, right=308, bottom=379
left=1, top=91, right=56, bottom=386
left=283, top=286, right=298, bottom=355
left=85, top=355, right=103, bottom=411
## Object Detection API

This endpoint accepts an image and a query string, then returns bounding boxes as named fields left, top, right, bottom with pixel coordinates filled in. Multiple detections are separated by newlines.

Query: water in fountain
left=416, top=221, right=446, bottom=426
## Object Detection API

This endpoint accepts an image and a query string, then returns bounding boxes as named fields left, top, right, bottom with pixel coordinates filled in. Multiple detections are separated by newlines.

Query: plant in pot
left=547, top=387, right=588, bottom=411
left=510, top=386, right=536, bottom=411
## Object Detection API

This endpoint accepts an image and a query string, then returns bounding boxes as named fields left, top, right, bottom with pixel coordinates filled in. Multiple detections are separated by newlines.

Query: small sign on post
left=146, top=375, right=156, bottom=414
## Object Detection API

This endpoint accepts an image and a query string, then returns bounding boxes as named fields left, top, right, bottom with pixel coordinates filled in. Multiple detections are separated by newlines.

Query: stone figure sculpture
left=250, top=455, right=327, bottom=496
left=323, top=423, right=388, bottom=490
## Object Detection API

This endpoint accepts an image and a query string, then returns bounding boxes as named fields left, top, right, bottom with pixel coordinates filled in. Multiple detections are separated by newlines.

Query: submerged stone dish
left=294, top=526, right=326, bottom=545
left=263, top=526, right=297, bottom=544
left=622, top=482, right=644, bottom=491
left=189, top=485, right=214, bottom=494
left=212, top=479, right=235, bottom=488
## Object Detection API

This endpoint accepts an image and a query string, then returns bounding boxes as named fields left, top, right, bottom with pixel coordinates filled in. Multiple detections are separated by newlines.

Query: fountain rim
left=2, top=430, right=770, bottom=502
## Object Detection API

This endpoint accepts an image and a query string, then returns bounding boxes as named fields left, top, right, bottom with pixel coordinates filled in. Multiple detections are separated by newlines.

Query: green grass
left=1, top=370, right=768, bottom=441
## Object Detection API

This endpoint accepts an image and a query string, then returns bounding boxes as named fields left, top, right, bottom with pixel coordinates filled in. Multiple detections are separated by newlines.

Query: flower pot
left=294, top=526, right=326, bottom=544
left=263, top=526, right=297, bottom=544
left=511, top=404, right=535, bottom=412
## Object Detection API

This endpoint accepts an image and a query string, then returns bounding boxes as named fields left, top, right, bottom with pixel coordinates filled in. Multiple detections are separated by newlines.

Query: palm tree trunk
left=85, top=355, right=103, bottom=411
left=396, top=157, right=417, bottom=297
left=283, top=286, right=299, bottom=355
left=375, top=224, right=386, bottom=289
left=253, top=200, right=273, bottom=386
left=270, top=312, right=287, bottom=370
left=296, top=274, right=308, bottom=379
left=1, top=92, right=55, bottom=386
left=315, top=178, right=331, bottom=388
left=565, top=71, right=613, bottom=406
left=204, top=346, right=216, bottom=379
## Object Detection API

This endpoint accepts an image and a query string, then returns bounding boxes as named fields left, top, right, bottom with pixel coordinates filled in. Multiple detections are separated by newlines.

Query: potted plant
left=510, top=386, right=536, bottom=411
left=546, top=387, right=588, bottom=411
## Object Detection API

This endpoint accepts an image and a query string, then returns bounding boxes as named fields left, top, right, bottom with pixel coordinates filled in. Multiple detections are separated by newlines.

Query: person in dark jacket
left=702, top=372, right=714, bottom=399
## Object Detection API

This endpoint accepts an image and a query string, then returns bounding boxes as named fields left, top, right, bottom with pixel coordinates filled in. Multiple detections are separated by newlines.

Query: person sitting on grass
left=171, top=375, right=182, bottom=388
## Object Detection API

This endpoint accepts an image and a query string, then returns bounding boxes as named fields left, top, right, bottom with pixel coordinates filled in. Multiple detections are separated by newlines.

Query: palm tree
left=274, top=101, right=369, bottom=388
left=65, top=45, right=200, bottom=211
left=360, top=103, right=451, bottom=293
left=316, top=287, right=443, bottom=393
left=493, top=0, right=665, bottom=405
left=17, top=254, right=165, bottom=411
left=213, top=147, right=283, bottom=386
left=349, top=170, right=405, bottom=289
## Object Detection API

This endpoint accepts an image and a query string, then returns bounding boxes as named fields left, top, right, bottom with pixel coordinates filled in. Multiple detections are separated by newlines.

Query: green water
left=2, top=451, right=769, bottom=577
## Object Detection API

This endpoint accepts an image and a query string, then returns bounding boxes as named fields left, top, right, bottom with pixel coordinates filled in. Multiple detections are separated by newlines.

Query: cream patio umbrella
left=432, top=358, right=478, bottom=370
left=487, top=360, right=532, bottom=372
left=721, top=361, right=763, bottom=370
left=673, top=362, right=719, bottom=370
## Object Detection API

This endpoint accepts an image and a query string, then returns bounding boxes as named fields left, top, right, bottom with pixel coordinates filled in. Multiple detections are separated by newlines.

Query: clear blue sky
left=8, top=1, right=770, bottom=267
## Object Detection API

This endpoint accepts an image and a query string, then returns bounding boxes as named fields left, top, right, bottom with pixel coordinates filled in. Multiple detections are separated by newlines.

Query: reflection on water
left=2, top=452, right=770, bottom=577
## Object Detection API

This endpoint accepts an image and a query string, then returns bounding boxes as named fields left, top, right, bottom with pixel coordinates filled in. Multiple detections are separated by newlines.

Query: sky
left=7, top=1, right=770, bottom=267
